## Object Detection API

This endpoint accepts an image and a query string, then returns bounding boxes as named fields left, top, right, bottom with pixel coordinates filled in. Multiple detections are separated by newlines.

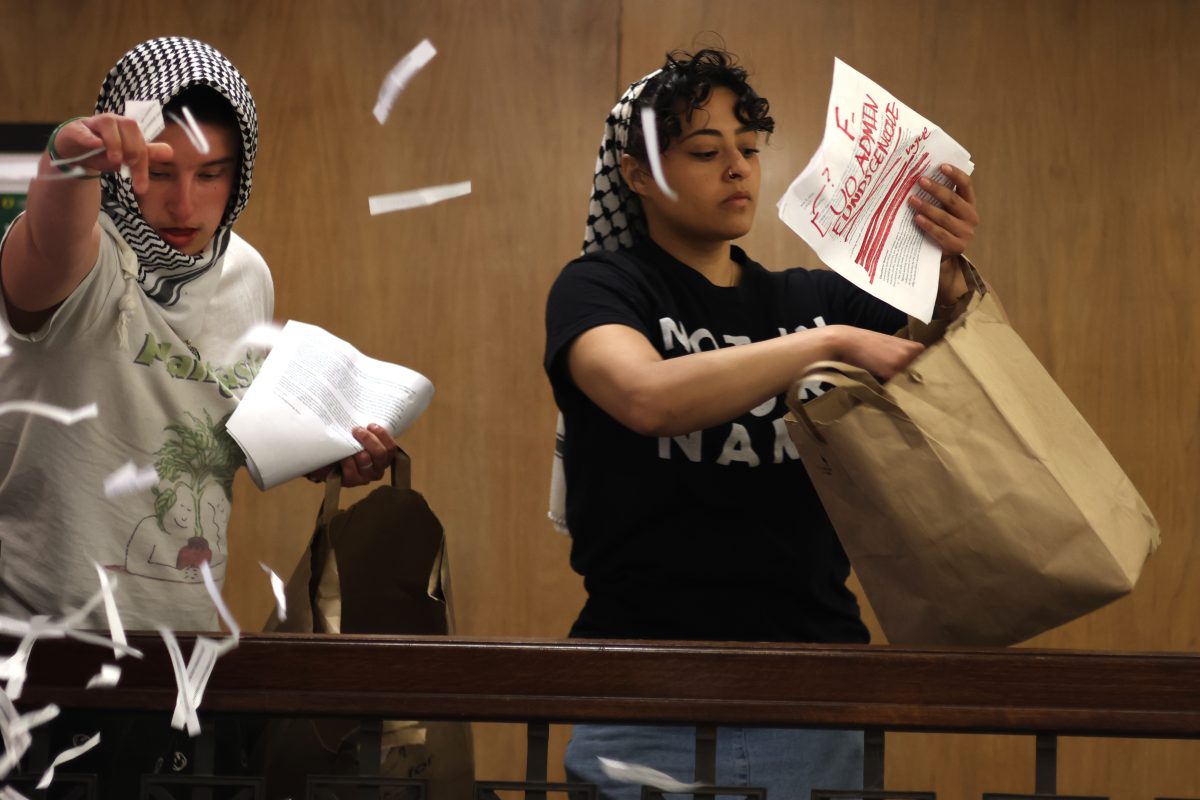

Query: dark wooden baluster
left=527, top=721, right=549, bottom=800
left=359, top=718, right=383, bottom=800
left=1035, top=734, right=1057, bottom=795
left=864, top=728, right=885, bottom=792
left=694, top=724, right=716, bottom=800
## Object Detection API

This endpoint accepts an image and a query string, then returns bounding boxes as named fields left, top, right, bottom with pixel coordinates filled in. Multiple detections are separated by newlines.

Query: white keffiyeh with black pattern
left=549, top=70, right=660, bottom=534
left=95, top=37, right=258, bottom=340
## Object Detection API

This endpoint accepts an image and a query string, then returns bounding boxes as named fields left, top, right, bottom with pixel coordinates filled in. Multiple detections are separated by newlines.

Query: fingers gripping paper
left=778, top=58, right=974, bottom=322
left=226, top=321, right=433, bottom=489
left=784, top=270, right=1160, bottom=646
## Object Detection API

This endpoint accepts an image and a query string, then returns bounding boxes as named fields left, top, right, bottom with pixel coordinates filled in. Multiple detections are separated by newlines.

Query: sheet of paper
left=777, top=58, right=974, bottom=322
left=225, top=320, right=434, bottom=489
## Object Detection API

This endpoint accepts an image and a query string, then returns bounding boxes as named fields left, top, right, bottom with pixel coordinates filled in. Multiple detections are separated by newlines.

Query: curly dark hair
left=625, top=47, right=775, bottom=163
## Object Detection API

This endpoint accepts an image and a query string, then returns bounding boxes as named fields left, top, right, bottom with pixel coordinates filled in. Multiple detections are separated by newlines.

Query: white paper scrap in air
left=374, top=39, right=437, bottom=124
left=33, top=165, right=94, bottom=182
left=639, top=107, right=678, bottom=201
left=369, top=181, right=471, bottom=215
left=163, top=562, right=240, bottom=736
left=48, top=145, right=105, bottom=168
left=86, top=663, right=122, bottom=689
left=94, top=563, right=129, bottom=658
left=0, top=691, right=59, bottom=779
left=777, top=58, right=974, bottom=322
left=167, top=107, right=211, bottom=155
left=103, top=461, right=158, bottom=498
left=37, top=731, right=100, bottom=789
left=0, top=401, right=97, bottom=426
left=598, top=756, right=704, bottom=793
left=260, top=562, right=288, bottom=622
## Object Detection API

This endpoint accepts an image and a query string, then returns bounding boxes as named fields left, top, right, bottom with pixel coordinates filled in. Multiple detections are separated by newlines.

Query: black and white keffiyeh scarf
left=550, top=70, right=661, bottom=533
left=95, top=37, right=257, bottom=338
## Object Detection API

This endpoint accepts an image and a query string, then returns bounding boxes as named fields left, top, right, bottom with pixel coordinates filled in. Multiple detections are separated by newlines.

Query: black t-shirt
left=544, top=237, right=905, bottom=644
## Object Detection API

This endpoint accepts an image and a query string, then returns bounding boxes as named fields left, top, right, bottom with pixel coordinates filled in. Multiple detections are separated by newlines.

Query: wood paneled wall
left=2, top=0, right=1197, bottom=795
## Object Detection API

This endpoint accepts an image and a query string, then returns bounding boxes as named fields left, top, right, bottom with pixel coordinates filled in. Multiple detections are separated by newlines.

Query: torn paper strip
left=48, top=145, right=106, bottom=169
left=166, top=107, right=210, bottom=155
left=0, top=691, right=59, bottom=779
left=163, top=562, right=240, bottom=736
left=37, top=731, right=100, bottom=789
left=260, top=562, right=287, bottom=623
left=86, top=664, right=122, bottom=689
left=639, top=107, right=678, bottom=201
left=94, top=564, right=128, bottom=658
left=597, top=756, right=704, bottom=793
left=368, top=181, right=471, bottom=216
left=0, top=401, right=97, bottom=425
left=777, top=58, right=974, bottom=322
left=103, top=461, right=158, bottom=498
left=374, top=39, right=437, bottom=124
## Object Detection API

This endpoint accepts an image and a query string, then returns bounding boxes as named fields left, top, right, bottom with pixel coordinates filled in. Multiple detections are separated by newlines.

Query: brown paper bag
left=262, top=448, right=474, bottom=797
left=784, top=267, right=1159, bottom=646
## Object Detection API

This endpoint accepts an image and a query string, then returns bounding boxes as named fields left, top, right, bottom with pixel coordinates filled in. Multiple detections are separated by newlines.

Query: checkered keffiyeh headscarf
left=95, top=37, right=258, bottom=309
left=550, top=69, right=662, bottom=534
left=580, top=69, right=660, bottom=255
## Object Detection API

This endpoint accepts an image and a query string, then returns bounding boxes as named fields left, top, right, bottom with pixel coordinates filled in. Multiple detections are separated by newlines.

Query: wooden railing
left=14, top=633, right=1200, bottom=797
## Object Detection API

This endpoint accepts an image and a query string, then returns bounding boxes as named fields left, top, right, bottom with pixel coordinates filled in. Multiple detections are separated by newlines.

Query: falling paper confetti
left=93, top=564, right=130, bottom=660
left=166, top=107, right=210, bottom=155
left=37, top=731, right=100, bottom=789
left=103, top=461, right=158, bottom=498
left=85, top=663, right=122, bottom=689
left=368, top=181, right=471, bottom=216
left=47, top=145, right=106, bottom=169
left=374, top=39, right=437, bottom=124
left=260, top=562, right=288, bottom=623
left=0, top=691, right=59, bottom=779
left=597, top=756, right=705, bottom=794
left=0, top=569, right=142, bottom=705
left=0, top=401, right=97, bottom=426
left=162, top=562, right=241, bottom=736
left=639, top=107, right=678, bottom=202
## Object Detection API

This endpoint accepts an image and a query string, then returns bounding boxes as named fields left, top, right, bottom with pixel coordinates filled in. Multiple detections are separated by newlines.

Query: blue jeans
left=565, top=723, right=863, bottom=799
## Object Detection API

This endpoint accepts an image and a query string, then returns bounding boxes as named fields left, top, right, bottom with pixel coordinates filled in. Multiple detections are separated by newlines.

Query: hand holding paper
left=778, top=58, right=975, bottom=322
left=225, top=321, right=433, bottom=489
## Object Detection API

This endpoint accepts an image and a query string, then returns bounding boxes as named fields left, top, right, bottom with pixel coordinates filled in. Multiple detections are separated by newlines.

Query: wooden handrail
left=16, top=633, right=1200, bottom=738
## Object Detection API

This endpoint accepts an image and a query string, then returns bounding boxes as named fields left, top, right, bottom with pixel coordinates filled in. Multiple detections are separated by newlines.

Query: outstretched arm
left=0, top=114, right=172, bottom=332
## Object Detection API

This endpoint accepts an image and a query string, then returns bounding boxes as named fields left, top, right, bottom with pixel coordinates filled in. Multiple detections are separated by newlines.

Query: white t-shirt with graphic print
left=0, top=214, right=274, bottom=631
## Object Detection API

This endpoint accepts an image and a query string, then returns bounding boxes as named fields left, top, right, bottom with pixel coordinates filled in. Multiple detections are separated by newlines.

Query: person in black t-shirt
left=545, top=48, right=979, bottom=799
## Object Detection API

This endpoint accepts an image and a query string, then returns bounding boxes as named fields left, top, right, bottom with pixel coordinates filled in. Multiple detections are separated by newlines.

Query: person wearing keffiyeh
left=544, top=47, right=980, bottom=799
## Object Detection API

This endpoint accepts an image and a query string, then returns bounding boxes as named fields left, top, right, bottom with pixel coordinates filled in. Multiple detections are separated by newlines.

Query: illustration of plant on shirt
left=124, top=410, right=244, bottom=583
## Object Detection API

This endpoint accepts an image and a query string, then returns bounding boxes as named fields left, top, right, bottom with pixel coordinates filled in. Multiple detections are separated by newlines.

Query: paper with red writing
left=777, top=59, right=974, bottom=322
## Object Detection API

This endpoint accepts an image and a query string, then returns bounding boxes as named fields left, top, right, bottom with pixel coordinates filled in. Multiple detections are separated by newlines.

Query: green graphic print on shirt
left=123, top=411, right=246, bottom=584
